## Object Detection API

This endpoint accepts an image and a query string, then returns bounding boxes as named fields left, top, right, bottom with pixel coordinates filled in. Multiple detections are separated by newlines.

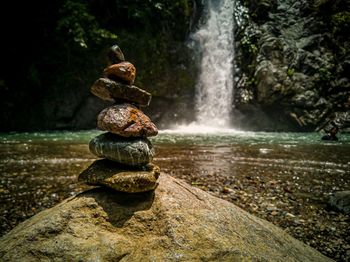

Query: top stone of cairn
left=108, top=44, right=125, bottom=64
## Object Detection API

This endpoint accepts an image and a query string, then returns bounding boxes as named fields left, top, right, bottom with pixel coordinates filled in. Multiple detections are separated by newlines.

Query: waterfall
left=191, top=0, right=235, bottom=128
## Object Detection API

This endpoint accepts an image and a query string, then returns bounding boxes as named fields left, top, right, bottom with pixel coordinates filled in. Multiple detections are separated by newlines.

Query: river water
left=0, top=130, right=349, bottom=259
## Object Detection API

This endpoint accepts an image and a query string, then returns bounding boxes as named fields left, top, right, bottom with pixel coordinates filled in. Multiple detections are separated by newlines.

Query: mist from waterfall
left=191, top=0, right=235, bottom=128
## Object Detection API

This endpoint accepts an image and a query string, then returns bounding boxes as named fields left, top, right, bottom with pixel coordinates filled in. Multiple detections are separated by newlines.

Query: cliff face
left=233, top=0, right=350, bottom=131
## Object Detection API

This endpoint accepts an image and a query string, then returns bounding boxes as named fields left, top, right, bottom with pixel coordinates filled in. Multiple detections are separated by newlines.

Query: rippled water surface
left=0, top=130, right=349, bottom=259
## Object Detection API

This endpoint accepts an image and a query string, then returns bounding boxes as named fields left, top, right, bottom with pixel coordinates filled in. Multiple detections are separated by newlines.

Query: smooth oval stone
left=97, top=104, right=158, bottom=137
left=103, top=62, right=136, bottom=85
left=89, top=133, right=154, bottom=166
left=78, top=159, right=160, bottom=193
left=108, top=44, right=125, bottom=64
left=91, top=78, right=151, bottom=107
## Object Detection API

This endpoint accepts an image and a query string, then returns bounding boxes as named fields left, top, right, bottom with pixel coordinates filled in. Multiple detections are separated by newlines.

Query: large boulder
left=0, top=174, right=331, bottom=261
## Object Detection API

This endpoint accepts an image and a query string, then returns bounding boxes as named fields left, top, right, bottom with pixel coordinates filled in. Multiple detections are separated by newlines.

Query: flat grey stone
left=89, top=132, right=154, bottom=166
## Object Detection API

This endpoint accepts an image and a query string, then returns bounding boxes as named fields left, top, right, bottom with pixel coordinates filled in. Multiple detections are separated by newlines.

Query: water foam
left=190, top=0, right=235, bottom=127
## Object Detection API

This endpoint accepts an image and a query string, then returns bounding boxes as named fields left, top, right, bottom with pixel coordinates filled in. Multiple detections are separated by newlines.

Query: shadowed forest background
left=1, top=0, right=349, bottom=131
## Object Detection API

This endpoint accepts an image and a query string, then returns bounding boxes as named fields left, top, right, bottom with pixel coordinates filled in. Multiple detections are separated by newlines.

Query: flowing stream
left=191, top=0, right=235, bottom=127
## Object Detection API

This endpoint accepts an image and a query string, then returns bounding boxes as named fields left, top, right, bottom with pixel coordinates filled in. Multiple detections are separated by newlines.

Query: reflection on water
left=0, top=130, right=349, bottom=259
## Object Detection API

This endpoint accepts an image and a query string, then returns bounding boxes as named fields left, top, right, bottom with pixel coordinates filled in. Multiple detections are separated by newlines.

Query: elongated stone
left=78, top=159, right=160, bottom=193
left=89, top=133, right=154, bottom=166
left=108, top=44, right=125, bottom=64
left=91, top=78, right=151, bottom=107
left=103, top=62, right=136, bottom=85
left=97, top=104, right=158, bottom=137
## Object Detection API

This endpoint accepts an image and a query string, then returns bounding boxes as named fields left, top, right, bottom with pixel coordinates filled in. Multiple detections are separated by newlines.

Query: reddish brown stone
left=103, top=62, right=136, bottom=85
left=97, top=104, right=158, bottom=137
left=90, top=78, right=151, bottom=107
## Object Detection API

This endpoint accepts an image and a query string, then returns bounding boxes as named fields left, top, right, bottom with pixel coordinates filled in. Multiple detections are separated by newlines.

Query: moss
left=287, top=68, right=295, bottom=78
left=331, top=11, right=350, bottom=34
left=241, top=36, right=258, bottom=58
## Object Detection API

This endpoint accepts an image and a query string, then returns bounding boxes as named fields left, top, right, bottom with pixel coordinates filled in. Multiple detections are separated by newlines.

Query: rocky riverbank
left=1, top=162, right=349, bottom=261
left=171, top=172, right=349, bottom=261
left=0, top=174, right=332, bottom=261
left=0, top=135, right=349, bottom=261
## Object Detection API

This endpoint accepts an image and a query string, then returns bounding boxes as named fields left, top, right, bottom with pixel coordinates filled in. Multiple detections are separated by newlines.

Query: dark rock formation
left=0, top=174, right=332, bottom=261
left=233, top=0, right=350, bottom=131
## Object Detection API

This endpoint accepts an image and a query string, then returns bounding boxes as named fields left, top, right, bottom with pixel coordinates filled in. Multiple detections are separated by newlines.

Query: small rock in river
left=328, top=191, right=350, bottom=214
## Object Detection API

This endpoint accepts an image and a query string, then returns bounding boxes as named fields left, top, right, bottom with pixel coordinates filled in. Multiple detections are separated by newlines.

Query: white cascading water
left=191, top=0, right=235, bottom=128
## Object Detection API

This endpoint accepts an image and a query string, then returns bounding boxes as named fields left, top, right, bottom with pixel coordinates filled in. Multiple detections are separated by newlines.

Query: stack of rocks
left=79, top=45, right=160, bottom=193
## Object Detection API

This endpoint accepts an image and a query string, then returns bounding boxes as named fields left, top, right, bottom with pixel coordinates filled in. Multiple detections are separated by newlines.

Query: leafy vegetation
left=0, top=0, right=195, bottom=131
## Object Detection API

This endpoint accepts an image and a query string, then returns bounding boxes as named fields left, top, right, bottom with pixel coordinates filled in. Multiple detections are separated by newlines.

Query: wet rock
left=91, top=78, right=151, bottom=107
left=108, top=44, right=125, bottom=64
left=103, top=62, right=136, bottom=85
left=0, top=174, right=332, bottom=262
left=78, top=159, right=160, bottom=193
left=89, top=132, right=154, bottom=166
left=97, top=104, right=158, bottom=137
left=234, top=0, right=350, bottom=131
left=328, top=191, right=350, bottom=214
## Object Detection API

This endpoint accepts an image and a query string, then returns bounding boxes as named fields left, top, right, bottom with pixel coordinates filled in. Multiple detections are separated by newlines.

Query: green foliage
left=287, top=68, right=295, bottom=78
left=318, top=67, right=333, bottom=83
left=241, top=36, right=258, bottom=56
left=331, top=11, right=350, bottom=34
left=1, top=0, right=195, bottom=130
left=245, top=77, right=257, bottom=88
left=57, top=0, right=117, bottom=49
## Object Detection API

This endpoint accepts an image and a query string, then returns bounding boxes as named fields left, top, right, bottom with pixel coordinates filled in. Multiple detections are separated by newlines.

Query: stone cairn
left=78, top=45, right=160, bottom=193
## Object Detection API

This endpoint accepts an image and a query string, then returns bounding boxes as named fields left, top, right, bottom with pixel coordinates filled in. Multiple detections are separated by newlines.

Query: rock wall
left=233, top=0, right=350, bottom=131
